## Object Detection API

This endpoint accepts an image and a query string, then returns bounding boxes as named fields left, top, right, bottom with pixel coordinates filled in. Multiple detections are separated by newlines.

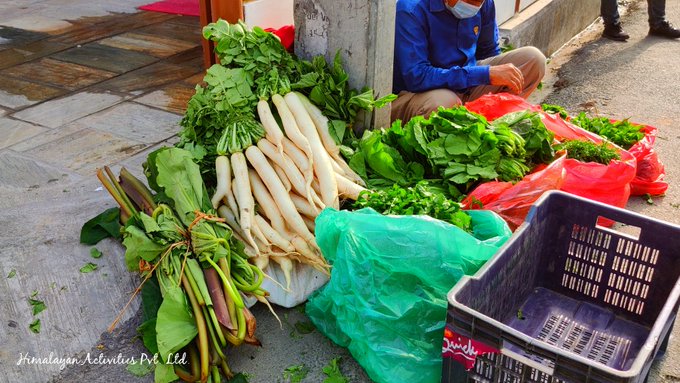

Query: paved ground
left=1, top=0, right=680, bottom=382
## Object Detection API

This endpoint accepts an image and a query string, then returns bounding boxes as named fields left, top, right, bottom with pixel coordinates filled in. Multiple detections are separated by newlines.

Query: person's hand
left=489, top=63, right=524, bottom=94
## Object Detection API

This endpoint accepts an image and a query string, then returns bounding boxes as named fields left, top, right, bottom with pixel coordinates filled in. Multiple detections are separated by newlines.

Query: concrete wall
left=293, top=0, right=396, bottom=130
left=500, top=0, right=601, bottom=56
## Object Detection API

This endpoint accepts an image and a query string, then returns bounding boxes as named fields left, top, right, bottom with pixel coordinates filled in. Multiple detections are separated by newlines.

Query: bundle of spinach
left=348, top=107, right=556, bottom=199
left=96, top=147, right=267, bottom=383
left=353, top=182, right=472, bottom=232
left=557, top=139, right=621, bottom=164
left=297, top=53, right=397, bottom=144
left=490, top=110, right=555, bottom=164
left=571, top=112, right=644, bottom=150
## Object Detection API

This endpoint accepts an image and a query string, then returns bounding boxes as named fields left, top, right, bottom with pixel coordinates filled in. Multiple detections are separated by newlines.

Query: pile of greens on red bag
left=571, top=112, right=645, bottom=150
left=346, top=107, right=555, bottom=198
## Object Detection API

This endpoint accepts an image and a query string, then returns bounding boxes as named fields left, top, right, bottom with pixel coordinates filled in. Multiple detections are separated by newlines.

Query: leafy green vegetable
left=491, top=110, right=555, bottom=164
left=7, top=269, right=16, bottom=278
left=350, top=107, right=555, bottom=198
left=644, top=193, right=654, bottom=205
left=353, top=183, right=472, bottom=231
left=153, top=362, right=179, bottom=383
left=572, top=112, right=644, bottom=150
left=126, top=360, right=155, bottom=377
left=294, top=320, right=316, bottom=335
left=90, top=247, right=103, bottom=259
left=29, top=319, right=41, bottom=334
left=80, top=207, right=121, bottom=245
left=557, top=140, right=621, bottom=164
left=79, top=263, right=98, bottom=273
left=322, top=357, right=349, bottom=383
left=28, top=298, right=46, bottom=316
left=227, top=373, right=252, bottom=383
left=283, top=364, right=309, bottom=383
left=155, top=280, right=198, bottom=363
left=541, top=103, right=569, bottom=119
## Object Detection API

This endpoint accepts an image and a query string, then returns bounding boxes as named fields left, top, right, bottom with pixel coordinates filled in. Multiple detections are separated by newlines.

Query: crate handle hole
left=596, top=216, right=641, bottom=240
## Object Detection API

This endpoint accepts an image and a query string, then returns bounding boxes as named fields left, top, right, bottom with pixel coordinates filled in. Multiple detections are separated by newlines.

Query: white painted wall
left=243, top=0, right=294, bottom=29
left=241, top=0, right=541, bottom=29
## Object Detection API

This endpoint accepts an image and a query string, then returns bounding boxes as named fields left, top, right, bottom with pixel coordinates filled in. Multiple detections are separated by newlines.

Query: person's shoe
left=602, top=23, right=630, bottom=41
left=649, top=21, right=680, bottom=39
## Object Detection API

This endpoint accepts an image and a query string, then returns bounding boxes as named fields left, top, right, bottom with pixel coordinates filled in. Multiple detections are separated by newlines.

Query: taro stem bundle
left=96, top=146, right=270, bottom=383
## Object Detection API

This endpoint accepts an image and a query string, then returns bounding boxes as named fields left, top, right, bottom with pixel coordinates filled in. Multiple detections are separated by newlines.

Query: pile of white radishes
left=211, top=91, right=366, bottom=291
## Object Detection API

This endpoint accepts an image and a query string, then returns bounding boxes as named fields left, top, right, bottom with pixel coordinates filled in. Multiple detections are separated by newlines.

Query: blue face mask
left=447, top=1, right=482, bottom=19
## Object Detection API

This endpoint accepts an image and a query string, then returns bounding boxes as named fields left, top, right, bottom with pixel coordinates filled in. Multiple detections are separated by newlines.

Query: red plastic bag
left=465, top=93, right=637, bottom=217
left=626, top=124, right=667, bottom=196
left=465, top=93, right=603, bottom=142
left=462, top=155, right=566, bottom=231
left=265, top=25, right=295, bottom=52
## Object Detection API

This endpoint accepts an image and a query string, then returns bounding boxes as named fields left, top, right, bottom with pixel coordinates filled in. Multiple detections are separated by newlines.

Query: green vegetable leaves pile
left=572, top=112, right=644, bottom=150
left=557, top=139, right=621, bottom=164
left=353, top=183, right=472, bottom=232
left=178, top=20, right=395, bottom=186
left=347, top=107, right=555, bottom=198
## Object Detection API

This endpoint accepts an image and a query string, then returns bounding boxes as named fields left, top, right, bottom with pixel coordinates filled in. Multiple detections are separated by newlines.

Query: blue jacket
left=393, top=0, right=500, bottom=94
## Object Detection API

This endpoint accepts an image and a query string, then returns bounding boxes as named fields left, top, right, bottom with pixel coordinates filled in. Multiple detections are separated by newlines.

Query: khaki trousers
left=390, top=46, right=546, bottom=123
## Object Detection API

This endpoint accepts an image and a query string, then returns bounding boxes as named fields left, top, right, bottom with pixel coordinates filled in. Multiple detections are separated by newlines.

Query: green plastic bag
left=306, top=208, right=511, bottom=383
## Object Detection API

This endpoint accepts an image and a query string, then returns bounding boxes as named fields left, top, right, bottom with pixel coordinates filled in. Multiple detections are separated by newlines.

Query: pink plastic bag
left=465, top=93, right=637, bottom=216
left=462, top=156, right=566, bottom=231
left=627, top=124, right=667, bottom=196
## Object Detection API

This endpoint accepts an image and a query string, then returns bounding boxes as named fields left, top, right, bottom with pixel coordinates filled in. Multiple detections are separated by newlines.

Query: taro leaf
left=126, top=360, right=154, bottom=377
left=322, top=357, right=348, bottom=383
left=29, top=319, right=41, bottom=334
left=29, top=298, right=46, bottom=316
left=155, top=283, right=197, bottom=364
left=227, top=373, right=252, bottom=383
left=153, top=148, right=210, bottom=227
left=137, top=318, right=158, bottom=355
left=141, top=275, right=163, bottom=322
left=153, top=362, right=179, bottom=383
left=294, top=320, right=316, bottom=335
left=122, top=226, right=167, bottom=271
left=80, top=263, right=98, bottom=273
left=283, top=364, right=309, bottom=383
left=80, top=208, right=121, bottom=245
left=139, top=213, right=162, bottom=234
left=90, top=247, right=103, bottom=259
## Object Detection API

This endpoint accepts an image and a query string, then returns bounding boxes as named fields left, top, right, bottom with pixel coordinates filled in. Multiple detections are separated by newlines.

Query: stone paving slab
left=0, top=26, right=48, bottom=48
left=51, top=43, right=158, bottom=74
left=133, top=82, right=197, bottom=115
left=90, top=61, right=201, bottom=95
left=98, top=32, right=198, bottom=58
left=0, top=40, right=72, bottom=70
left=77, top=102, right=181, bottom=144
left=12, top=91, right=123, bottom=129
left=0, top=14, right=75, bottom=34
left=48, top=11, right=176, bottom=45
left=0, top=117, right=49, bottom=150
left=20, top=128, right=146, bottom=176
left=0, top=186, right=141, bottom=382
left=134, top=18, right=202, bottom=43
left=0, top=76, right=66, bottom=109
left=1, top=58, right=117, bottom=91
left=0, top=150, right=77, bottom=189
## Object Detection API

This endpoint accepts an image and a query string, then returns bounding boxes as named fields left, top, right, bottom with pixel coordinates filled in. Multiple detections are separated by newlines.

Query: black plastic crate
left=443, top=191, right=680, bottom=383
